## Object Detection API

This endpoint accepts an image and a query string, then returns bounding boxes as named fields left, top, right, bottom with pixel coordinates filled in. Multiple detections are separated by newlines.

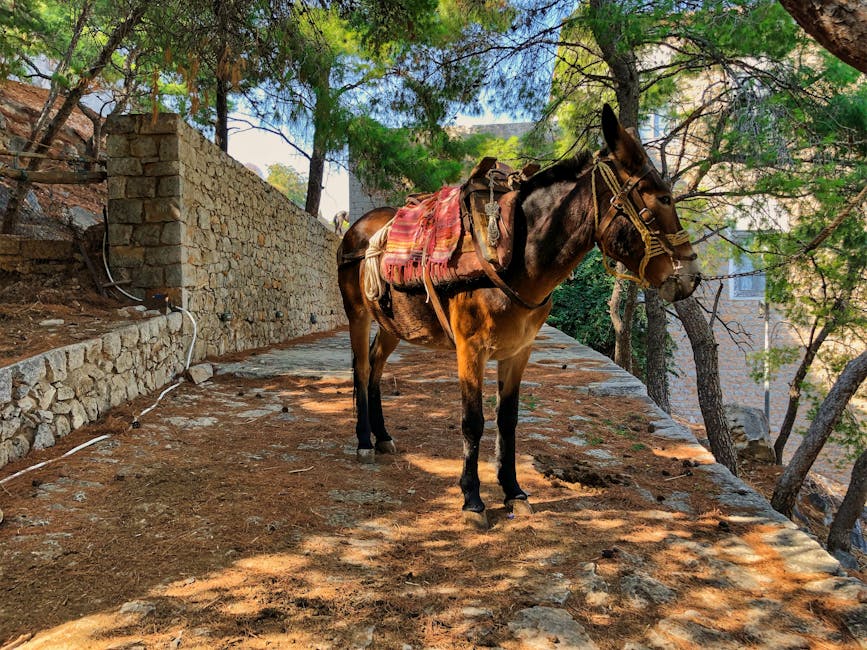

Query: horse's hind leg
left=369, top=328, right=400, bottom=453
left=497, top=347, right=533, bottom=514
left=348, top=313, right=376, bottom=463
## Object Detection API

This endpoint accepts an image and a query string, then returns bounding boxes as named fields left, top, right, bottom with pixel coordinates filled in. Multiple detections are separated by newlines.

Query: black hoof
left=375, top=439, right=397, bottom=454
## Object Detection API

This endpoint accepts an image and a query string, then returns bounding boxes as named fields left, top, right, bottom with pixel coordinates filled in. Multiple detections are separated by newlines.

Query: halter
left=591, top=156, right=693, bottom=287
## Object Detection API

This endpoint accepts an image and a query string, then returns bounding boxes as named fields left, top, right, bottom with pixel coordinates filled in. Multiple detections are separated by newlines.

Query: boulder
left=724, top=403, right=775, bottom=462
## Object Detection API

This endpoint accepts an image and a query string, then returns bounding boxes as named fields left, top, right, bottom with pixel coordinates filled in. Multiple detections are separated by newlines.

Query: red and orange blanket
left=380, top=185, right=464, bottom=286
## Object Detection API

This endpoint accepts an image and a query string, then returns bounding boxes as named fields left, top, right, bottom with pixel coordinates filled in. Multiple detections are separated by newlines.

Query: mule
left=337, top=105, right=701, bottom=527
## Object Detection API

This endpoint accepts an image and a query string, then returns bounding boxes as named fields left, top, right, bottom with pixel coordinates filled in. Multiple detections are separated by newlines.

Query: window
left=729, top=254, right=766, bottom=300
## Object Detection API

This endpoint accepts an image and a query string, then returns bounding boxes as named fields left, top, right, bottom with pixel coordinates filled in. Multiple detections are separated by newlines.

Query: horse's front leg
left=368, top=328, right=400, bottom=453
left=456, top=339, right=489, bottom=528
left=497, top=347, right=533, bottom=514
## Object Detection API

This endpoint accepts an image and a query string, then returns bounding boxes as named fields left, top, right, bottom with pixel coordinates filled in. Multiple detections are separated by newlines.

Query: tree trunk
left=645, top=287, right=671, bottom=413
left=774, top=319, right=833, bottom=464
left=305, top=141, right=326, bottom=217
left=215, top=75, right=229, bottom=152
left=771, top=350, right=867, bottom=517
left=674, top=296, right=739, bottom=475
left=608, top=273, right=637, bottom=373
left=827, top=449, right=867, bottom=554
left=778, top=0, right=867, bottom=74
left=1, top=4, right=147, bottom=234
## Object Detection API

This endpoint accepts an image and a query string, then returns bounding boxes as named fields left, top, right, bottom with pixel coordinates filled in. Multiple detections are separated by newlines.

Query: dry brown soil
left=0, top=338, right=863, bottom=649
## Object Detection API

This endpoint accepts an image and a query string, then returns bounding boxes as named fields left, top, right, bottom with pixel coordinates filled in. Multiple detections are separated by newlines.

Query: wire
left=0, top=435, right=112, bottom=486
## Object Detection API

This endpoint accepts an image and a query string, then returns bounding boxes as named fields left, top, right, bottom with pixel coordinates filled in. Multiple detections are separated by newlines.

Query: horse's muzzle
left=658, top=261, right=701, bottom=302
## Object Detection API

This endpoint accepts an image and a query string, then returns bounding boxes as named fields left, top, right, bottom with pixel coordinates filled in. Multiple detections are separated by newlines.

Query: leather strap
left=466, top=212, right=551, bottom=311
left=422, top=265, right=456, bottom=347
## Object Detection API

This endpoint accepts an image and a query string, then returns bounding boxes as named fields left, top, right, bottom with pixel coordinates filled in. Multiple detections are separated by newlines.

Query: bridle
left=591, top=155, right=694, bottom=287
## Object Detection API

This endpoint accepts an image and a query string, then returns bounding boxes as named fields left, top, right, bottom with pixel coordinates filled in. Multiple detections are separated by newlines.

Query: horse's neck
left=512, top=180, right=597, bottom=303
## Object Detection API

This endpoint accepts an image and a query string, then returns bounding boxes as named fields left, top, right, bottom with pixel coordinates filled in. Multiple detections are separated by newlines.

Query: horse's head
left=595, top=104, right=700, bottom=302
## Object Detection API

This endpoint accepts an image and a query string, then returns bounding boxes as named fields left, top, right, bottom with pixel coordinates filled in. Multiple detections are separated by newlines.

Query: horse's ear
left=601, top=104, right=646, bottom=172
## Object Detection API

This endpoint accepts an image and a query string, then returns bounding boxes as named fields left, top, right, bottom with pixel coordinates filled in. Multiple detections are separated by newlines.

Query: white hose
left=0, top=435, right=112, bottom=486
left=102, top=227, right=144, bottom=303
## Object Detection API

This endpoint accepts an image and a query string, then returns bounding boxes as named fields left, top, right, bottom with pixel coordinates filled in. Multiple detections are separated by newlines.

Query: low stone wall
left=0, top=234, right=76, bottom=274
left=0, top=313, right=190, bottom=468
left=104, top=113, right=345, bottom=359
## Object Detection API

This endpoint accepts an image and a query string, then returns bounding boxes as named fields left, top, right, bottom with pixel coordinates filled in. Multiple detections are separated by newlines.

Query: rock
left=33, top=424, right=55, bottom=450
left=723, top=403, right=774, bottom=462
left=349, top=624, right=375, bottom=649
left=65, top=205, right=101, bottom=233
left=620, top=572, right=676, bottom=607
left=508, top=606, right=599, bottom=649
left=39, top=319, right=65, bottom=327
left=119, top=600, right=156, bottom=616
left=186, top=363, right=214, bottom=385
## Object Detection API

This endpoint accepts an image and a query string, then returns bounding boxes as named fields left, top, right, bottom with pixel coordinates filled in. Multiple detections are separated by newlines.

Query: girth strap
left=466, top=212, right=551, bottom=311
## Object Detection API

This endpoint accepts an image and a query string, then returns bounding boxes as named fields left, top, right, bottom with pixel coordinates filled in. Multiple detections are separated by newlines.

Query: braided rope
left=361, top=218, right=394, bottom=302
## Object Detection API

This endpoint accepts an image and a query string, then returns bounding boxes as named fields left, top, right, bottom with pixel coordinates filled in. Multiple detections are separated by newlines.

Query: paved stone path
left=214, top=325, right=866, bottom=649
left=1, top=325, right=864, bottom=649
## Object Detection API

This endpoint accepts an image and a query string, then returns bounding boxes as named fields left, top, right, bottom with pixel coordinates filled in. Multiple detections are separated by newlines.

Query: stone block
left=120, top=327, right=140, bottom=348
left=107, top=157, right=143, bottom=176
left=136, top=265, right=165, bottom=287
left=108, top=245, right=145, bottom=268
left=724, top=403, right=775, bottom=462
left=0, top=235, right=22, bottom=255
left=144, top=198, right=181, bottom=223
left=130, top=136, right=159, bottom=158
left=105, top=115, right=137, bottom=134
left=126, top=177, right=157, bottom=199
left=109, top=198, right=144, bottom=224
left=108, top=176, right=126, bottom=200
left=108, top=224, right=133, bottom=246
left=140, top=114, right=179, bottom=135
left=56, top=386, right=75, bottom=401
left=164, top=263, right=193, bottom=286
left=82, top=397, right=99, bottom=420
left=132, top=223, right=162, bottom=246
left=105, top=135, right=130, bottom=157
left=157, top=176, right=182, bottom=198
left=103, top=331, right=122, bottom=358
left=70, top=400, right=87, bottom=429
left=14, top=356, right=45, bottom=385
left=33, top=424, right=55, bottom=450
left=84, top=340, right=103, bottom=364
left=160, top=222, right=184, bottom=246
left=115, top=351, right=134, bottom=374
left=55, top=414, right=71, bottom=437
left=146, top=246, right=184, bottom=266
left=20, top=239, right=72, bottom=260
left=5, top=435, right=30, bottom=462
left=17, top=396, right=36, bottom=413
left=159, top=137, right=180, bottom=161
left=66, top=344, right=86, bottom=370
left=0, top=368, right=11, bottom=402
left=73, top=374, right=95, bottom=398
left=167, top=311, right=183, bottom=333
left=144, top=160, right=180, bottom=176
left=38, top=386, right=57, bottom=410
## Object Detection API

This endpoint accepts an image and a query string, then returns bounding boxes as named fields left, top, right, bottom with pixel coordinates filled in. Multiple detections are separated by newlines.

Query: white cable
left=0, top=435, right=112, bottom=486
left=102, top=226, right=143, bottom=303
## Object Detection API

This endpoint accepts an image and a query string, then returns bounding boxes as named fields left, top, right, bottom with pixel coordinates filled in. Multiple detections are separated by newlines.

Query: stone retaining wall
left=0, top=313, right=190, bottom=468
left=104, top=113, right=345, bottom=359
left=0, top=234, right=76, bottom=274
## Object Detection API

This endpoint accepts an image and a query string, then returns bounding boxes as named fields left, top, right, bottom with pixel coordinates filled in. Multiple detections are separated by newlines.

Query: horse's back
left=338, top=207, right=396, bottom=265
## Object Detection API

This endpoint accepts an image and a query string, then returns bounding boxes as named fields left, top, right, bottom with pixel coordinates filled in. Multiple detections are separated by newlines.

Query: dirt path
left=0, top=327, right=864, bottom=649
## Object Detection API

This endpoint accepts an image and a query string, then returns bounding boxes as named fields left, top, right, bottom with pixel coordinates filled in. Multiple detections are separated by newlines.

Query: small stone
left=39, top=319, right=65, bottom=327
left=186, top=363, right=214, bottom=385
left=119, top=600, right=156, bottom=616
left=508, top=606, right=598, bottom=649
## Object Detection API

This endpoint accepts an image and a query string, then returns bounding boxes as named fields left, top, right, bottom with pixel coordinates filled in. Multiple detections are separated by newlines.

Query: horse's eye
left=658, top=195, right=672, bottom=205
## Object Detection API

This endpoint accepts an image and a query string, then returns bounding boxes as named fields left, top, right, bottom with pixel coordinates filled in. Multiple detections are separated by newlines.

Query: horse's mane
left=518, top=151, right=593, bottom=198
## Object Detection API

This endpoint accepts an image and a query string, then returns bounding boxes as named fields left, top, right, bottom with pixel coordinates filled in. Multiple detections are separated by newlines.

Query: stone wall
left=0, top=235, right=76, bottom=274
left=0, top=313, right=190, bottom=468
left=104, top=113, right=345, bottom=359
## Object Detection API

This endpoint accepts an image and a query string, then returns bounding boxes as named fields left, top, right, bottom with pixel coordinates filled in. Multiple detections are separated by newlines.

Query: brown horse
left=337, top=105, right=701, bottom=527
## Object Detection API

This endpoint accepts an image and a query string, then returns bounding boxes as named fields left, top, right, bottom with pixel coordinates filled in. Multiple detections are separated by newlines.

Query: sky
left=227, top=110, right=514, bottom=220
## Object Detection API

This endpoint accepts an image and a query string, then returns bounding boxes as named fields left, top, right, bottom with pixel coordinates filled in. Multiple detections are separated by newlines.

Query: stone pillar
left=105, top=114, right=188, bottom=306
